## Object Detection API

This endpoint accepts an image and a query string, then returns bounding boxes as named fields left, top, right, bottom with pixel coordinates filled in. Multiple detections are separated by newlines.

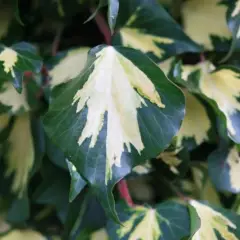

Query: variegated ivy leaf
left=43, top=45, right=185, bottom=220
left=208, top=145, right=240, bottom=193
left=176, top=90, right=211, bottom=150
left=0, top=81, right=29, bottom=114
left=107, top=201, right=191, bottom=240
left=190, top=200, right=240, bottom=240
left=49, top=47, right=89, bottom=88
left=182, top=0, right=231, bottom=50
left=0, top=42, right=42, bottom=92
left=4, top=113, right=34, bottom=196
left=182, top=61, right=240, bottom=143
left=113, top=0, right=201, bottom=61
left=0, top=229, right=45, bottom=240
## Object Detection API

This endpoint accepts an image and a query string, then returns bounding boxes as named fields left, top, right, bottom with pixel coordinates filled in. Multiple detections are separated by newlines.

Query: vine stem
left=117, top=179, right=135, bottom=207
left=92, top=8, right=111, bottom=45
left=52, top=25, right=63, bottom=56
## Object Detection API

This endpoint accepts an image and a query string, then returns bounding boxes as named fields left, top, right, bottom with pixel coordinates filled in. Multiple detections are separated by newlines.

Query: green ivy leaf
left=208, top=145, right=240, bottom=193
left=0, top=42, right=42, bottom=93
left=43, top=45, right=185, bottom=221
left=190, top=200, right=240, bottom=240
left=107, top=201, right=191, bottom=240
left=181, top=61, right=240, bottom=144
left=113, top=0, right=202, bottom=61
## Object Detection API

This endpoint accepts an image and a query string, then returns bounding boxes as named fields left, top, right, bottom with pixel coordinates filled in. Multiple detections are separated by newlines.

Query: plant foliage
left=0, top=0, right=240, bottom=239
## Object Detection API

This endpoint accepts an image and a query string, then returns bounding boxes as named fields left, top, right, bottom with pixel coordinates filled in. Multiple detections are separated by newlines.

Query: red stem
left=92, top=8, right=111, bottom=45
left=52, top=26, right=63, bottom=56
left=117, top=179, right=134, bottom=207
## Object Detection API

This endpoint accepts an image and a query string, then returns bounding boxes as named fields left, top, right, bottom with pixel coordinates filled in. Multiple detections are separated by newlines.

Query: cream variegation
left=177, top=90, right=210, bottom=147
left=0, top=229, right=45, bottom=240
left=0, top=82, right=29, bottom=113
left=49, top=47, right=89, bottom=88
left=157, top=149, right=182, bottom=174
left=190, top=200, right=238, bottom=240
left=91, top=228, right=109, bottom=240
left=182, top=0, right=231, bottom=49
left=5, top=113, right=34, bottom=195
left=72, top=46, right=165, bottom=183
left=117, top=207, right=162, bottom=240
left=232, top=0, right=240, bottom=17
left=183, top=61, right=240, bottom=137
left=0, top=48, right=17, bottom=77
left=226, top=146, right=240, bottom=192
left=121, top=28, right=174, bottom=58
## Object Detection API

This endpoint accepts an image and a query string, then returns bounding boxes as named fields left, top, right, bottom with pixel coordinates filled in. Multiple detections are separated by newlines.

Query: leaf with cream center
left=190, top=200, right=240, bottom=240
left=107, top=201, right=191, bottom=240
left=0, top=42, right=42, bottom=92
left=4, top=113, right=34, bottom=196
left=182, top=61, right=240, bottom=143
left=0, top=81, right=29, bottom=113
left=113, top=0, right=201, bottom=61
left=43, top=45, right=185, bottom=220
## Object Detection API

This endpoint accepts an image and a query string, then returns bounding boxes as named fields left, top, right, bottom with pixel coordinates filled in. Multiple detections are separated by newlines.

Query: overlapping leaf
left=0, top=42, right=42, bottom=92
left=0, top=229, right=45, bottom=240
left=208, top=145, right=240, bottom=193
left=3, top=113, right=35, bottom=196
left=48, top=47, right=89, bottom=89
left=176, top=90, right=211, bottom=149
left=43, top=45, right=185, bottom=220
left=107, top=201, right=191, bottom=240
left=190, top=200, right=240, bottom=240
left=182, top=0, right=231, bottom=50
left=113, top=0, right=201, bottom=61
left=180, top=61, right=240, bottom=143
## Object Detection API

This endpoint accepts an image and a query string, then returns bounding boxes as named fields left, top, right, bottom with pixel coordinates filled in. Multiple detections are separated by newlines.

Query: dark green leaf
left=113, top=0, right=202, bottom=61
left=0, top=42, right=42, bottom=92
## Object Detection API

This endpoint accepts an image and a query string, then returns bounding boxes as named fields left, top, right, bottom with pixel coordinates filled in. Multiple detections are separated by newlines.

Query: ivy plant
left=0, top=0, right=240, bottom=239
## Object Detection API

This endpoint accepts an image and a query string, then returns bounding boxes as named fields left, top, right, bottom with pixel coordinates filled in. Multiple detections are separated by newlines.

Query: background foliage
left=0, top=0, right=240, bottom=239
